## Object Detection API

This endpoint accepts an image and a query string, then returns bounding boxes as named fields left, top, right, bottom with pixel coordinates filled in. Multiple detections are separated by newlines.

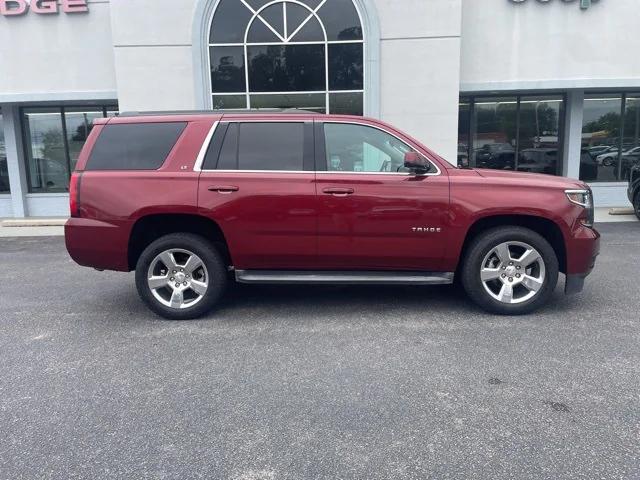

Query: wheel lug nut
left=172, top=270, right=176, bottom=274
left=175, top=283, right=180, bottom=287
left=516, top=273, right=521, bottom=278
left=501, top=274, right=506, bottom=278
left=183, top=282, right=187, bottom=286
left=516, top=266, right=521, bottom=270
left=508, top=277, right=513, bottom=282
left=170, top=277, right=174, bottom=281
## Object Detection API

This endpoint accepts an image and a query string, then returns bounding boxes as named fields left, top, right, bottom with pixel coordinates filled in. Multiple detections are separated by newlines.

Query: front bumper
left=564, top=226, right=600, bottom=295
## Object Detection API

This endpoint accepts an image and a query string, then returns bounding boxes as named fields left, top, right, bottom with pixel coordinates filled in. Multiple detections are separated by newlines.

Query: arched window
left=208, top=0, right=364, bottom=115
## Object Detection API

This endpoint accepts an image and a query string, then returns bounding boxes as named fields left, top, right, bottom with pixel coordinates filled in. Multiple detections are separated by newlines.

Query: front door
left=315, top=121, right=449, bottom=271
left=198, top=119, right=317, bottom=270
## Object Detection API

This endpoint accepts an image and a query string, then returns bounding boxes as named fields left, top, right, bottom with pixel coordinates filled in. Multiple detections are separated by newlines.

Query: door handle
left=322, top=187, right=354, bottom=196
left=208, top=185, right=239, bottom=194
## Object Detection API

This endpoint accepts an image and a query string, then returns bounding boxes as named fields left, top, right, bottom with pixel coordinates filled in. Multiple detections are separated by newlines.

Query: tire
left=461, top=226, right=559, bottom=315
left=634, top=191, right=640, bottom=221
left=135, top=233, right=227, bottom=320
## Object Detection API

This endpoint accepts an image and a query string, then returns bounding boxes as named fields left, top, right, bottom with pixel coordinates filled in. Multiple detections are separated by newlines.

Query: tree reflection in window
left=209, top=0, right=364, bottom=115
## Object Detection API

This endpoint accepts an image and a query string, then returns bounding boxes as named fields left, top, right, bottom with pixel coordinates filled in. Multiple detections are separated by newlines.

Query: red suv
left=65, top=111, right=600, bottom=319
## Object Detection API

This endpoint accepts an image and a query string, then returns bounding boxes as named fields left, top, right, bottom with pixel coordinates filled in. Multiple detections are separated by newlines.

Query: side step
left=235, top=270, right=454, bottom=285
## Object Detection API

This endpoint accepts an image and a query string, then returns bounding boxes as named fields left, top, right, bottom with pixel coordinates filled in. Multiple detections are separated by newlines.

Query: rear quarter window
left=85, top=122, right=186, bottom=170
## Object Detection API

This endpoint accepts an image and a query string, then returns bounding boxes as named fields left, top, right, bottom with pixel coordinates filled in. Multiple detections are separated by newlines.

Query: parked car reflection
left=516, top=148, right=558, bottom=175
left=474, top=143, right=515, bottom=170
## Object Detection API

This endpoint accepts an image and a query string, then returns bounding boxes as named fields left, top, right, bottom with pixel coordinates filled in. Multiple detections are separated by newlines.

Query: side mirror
left=404, top=152, right=430, bottom=172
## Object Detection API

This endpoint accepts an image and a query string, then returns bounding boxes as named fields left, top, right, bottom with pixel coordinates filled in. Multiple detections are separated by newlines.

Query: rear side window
left=210, top=122, right=304, bottom=171
left=86, top=122, right=186, bottom=170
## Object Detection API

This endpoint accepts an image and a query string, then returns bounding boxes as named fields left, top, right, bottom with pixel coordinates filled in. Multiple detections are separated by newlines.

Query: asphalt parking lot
left=1, top=223, right=638, bottom=480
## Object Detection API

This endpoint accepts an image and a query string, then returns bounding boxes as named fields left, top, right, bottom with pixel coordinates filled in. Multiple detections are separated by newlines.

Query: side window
left=86, top=122, right=186, bottom=170
left=237, top=123, right=304, bottom=171
left=215, top=123, right=239, bottom=170
left=323, top=123, right=426, bottom=173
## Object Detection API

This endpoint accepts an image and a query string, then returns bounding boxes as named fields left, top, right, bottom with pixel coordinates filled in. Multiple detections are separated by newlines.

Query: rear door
left=314, top=120, right=450, bottom=271
left=197, top=119, right=317, bottom=270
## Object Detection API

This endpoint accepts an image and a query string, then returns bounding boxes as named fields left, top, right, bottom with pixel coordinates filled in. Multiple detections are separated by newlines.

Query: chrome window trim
left=193, top=120, right=220, bottom=172
left=195, top=119, right=443, bottom=176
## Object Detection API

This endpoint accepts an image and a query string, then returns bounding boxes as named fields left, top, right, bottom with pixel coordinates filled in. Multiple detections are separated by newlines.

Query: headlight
left=565, top=189, right=594, bottom=227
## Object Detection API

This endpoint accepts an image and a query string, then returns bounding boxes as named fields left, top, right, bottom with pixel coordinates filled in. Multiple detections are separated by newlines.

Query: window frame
left=207, top=0, right=365, bottom=115
left=20, top=104, right=118, bottom=193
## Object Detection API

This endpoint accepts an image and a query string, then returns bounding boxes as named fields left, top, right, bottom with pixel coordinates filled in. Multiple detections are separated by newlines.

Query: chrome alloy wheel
left=147, top=249, right=209, bottom=309
left=480, top=241, right=546, bottom=304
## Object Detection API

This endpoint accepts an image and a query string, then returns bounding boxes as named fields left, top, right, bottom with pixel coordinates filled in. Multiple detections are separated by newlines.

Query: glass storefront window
left=580, top=94, right=623, bottom=182
left=473, top=97, right=517, bottom=171
left=458, top=95, right=565, bottom=176
left=0, top=110, right=9, bottom=193
left=64, top=107, right=104, bottom=171
left=23, top=108, right=68, bottom=193
left=457, top=98, right=470, bottom=167
left=622, top=95, right=640, bottom=181
left=208, top=0, right=365, bottom=115
left=22, top=105, right=118, bottom=193
left=518, top=96, right=563, bottom=175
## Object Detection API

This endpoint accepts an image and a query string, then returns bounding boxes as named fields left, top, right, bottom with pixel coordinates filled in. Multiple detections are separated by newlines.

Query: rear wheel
left=135, top=233, right=227, bottom=320
left=461, top=227, right=559, bottom=315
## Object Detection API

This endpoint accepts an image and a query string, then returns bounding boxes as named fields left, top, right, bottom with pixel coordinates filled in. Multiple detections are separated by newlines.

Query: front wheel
left=461, top=227, right=559, bottom=315
left=634, top=192, right=640, bottom=220
left=135, top=233, right=227, bottom=320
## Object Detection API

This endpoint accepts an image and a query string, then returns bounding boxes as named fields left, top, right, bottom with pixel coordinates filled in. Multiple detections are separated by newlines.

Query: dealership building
left=1, top=0, right=639, bottom=217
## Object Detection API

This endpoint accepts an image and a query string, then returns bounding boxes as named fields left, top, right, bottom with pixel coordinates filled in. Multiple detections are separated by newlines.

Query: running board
left=235, top=270, right=454, bottom=285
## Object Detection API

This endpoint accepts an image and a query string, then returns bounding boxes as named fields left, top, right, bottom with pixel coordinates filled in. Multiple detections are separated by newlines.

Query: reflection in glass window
left=622, top=96, right=640, bottom=181
left=518, top=96, right=562, bottom=175
left=250, top=93, right=326, bottom=112
left=209, top=0, right=364, bottom=115
left=580, top=95, right=622, bottom=182
left=457, top=99, right=470, bottom=167
left=23, top=109, right=68, bottom=193
left=22, top=105, right=118, bottom=193
left=0, top=111, right=9, bottom=193
left=64, top=107, right=103, bottom=171
left=247, top=45, right=325, bottom=92
left=324, top=123, right=422, bottom=173
left=459, top=95, right=565, bottom=176
left=473, top=98, right=517, bottom=171
left=210, top=47, right=246, bottom=93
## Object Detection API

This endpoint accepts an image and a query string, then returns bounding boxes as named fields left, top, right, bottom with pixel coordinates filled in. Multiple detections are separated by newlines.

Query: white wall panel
left=0, top=1, right=116, bottom=100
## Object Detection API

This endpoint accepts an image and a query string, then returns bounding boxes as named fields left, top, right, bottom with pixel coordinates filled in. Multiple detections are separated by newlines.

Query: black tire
left=634, top=191, right=640, bottom=221
left=135, top=233, right=227, bottom=320
left=461, top=226, right=559, bottom=315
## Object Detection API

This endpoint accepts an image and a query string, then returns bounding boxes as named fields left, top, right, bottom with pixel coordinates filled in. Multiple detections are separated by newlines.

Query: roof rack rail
left=119, top=108, right=320, bottom=117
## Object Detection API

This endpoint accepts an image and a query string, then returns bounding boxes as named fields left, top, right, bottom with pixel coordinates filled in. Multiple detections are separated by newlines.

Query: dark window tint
left=237, top=123, right=304, bottom=170
left=329, top=92, right=363, bottom=116
left=209, top=0, right=253, bottom=43
left=328, top=43, right=363, bottom=90
left=202, top=123, right=230, bottom=170
left=247, top=45, right=325, bottom=92
left=210, top=46, right=246, bottom=93
left=216, top=123, right=239, bottom=170
left=317, top=0, right=362, bottom=40
left=86, top=122, right=186, bottom=170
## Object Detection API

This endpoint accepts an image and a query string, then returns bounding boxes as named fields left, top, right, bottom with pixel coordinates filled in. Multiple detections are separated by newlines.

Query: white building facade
left=1, top=0, right=638, bottom=217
